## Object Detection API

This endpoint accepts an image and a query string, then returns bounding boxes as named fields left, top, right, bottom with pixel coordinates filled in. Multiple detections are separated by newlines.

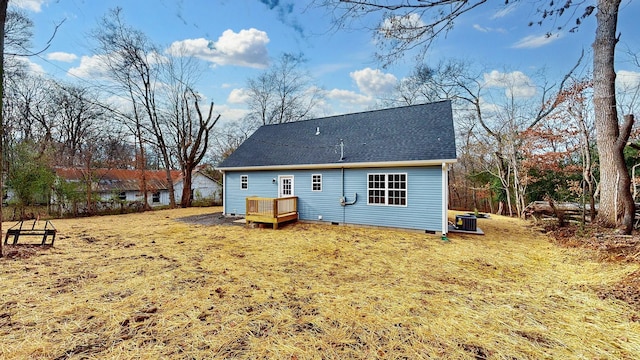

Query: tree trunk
left=576, top=100, right=597, bottom=222
left=135, top=122, right=151, bottom=211
left=181, top=166, right=193, bottom=208
left=164, top=167, right=176, bottom=208
left=592, top=0, right=634, bottom=233
left=0, top=0, right=7, bottom=257
left=85, top=157, right=94, bottom=215
left=616, top=114, right=635, bottom=232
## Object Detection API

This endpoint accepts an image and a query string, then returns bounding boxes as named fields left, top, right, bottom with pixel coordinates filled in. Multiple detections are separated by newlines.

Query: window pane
left=312, top=174, right=322, bottom=191
left=367, top=174, right=387, bottom=205
left=386, top=174, right=407, bottom=206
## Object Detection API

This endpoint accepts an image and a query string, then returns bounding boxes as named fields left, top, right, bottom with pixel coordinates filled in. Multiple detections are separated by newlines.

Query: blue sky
left=12, top=0, right=640, bottom=125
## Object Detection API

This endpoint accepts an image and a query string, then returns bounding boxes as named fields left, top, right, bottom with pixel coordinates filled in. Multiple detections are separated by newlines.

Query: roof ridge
left=260, top=100, right=451, bottom=127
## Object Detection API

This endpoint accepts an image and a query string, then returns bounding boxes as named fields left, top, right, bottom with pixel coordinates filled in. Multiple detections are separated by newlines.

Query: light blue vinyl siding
left=224, top=170, right=343, bottom=222
left=342, top=167, right=442, bottom=231
left=224, top=166, right=442, bottom=231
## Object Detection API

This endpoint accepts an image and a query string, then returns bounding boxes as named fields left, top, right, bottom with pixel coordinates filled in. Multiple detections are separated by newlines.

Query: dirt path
left=174, top=211, right=244, bottom=226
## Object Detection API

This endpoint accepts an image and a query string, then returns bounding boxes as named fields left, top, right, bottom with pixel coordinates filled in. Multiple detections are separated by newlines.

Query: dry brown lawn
left=1, top=207, right=639, bottom=359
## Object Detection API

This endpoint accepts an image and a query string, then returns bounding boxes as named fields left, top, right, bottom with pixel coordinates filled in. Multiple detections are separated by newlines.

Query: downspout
left=342, top=167, right=345, bottom=223
left=442, top=163, right=449, bottom=237
left=221, top=171, right=226, bottom=215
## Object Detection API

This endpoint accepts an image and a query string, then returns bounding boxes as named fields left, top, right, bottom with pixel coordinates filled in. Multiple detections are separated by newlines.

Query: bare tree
left=244, top=53, right=324, bottom=127
left=0, top=2, right=63, bottom=255
left=161, top=50, right=221, bottom=207
left=318, top=0, right=633, bottom=231
left=0, top=0, right=8, bottom=257
left=317, top=0, right=488, bottom=67
left=177, top=90, right=220, bottom=207
left=3, top=74, right=55, bottom=149
left=212, top=121, right=254, bottom=164
left=93, top=7, right=176, bottom=208
left=0, top=4, right=35, bottom=255
left=397, top=58, right=581, bottom=216
left=557, top=78, right=597, bottom=221
left=52, top=83, right=104, bottom=166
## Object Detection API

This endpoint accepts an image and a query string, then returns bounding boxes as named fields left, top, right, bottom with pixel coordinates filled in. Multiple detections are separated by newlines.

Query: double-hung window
left=240, top=175, right=248, bottom=190
left=311, top=174, right=322, bottom=192
left=367, top=173, right=407, bottom=206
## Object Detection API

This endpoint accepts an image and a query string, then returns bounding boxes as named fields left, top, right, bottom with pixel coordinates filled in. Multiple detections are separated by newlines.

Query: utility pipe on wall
left=340, top=167, right=357, bottom=225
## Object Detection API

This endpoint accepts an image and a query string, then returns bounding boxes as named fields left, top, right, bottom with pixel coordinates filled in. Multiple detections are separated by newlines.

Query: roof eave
left=216, top=158, right=457, bottom=172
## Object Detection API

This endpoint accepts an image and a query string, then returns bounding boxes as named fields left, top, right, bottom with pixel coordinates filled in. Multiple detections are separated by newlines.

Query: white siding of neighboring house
left=174, top=172, right=221, bottom=203
left=98, top=190, right=171, bottom=207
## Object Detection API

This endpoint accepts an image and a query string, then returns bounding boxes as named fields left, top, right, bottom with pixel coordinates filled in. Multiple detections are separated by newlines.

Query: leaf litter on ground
left=0, top=207, right=639, bottom=359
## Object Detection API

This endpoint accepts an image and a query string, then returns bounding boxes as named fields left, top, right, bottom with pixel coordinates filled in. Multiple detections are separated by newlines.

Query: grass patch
left=1, top=208, right=639, bottom=359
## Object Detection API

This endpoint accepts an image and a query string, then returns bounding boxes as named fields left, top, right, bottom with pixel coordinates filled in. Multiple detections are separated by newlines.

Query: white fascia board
left=216, top=158, right=457, bottom=172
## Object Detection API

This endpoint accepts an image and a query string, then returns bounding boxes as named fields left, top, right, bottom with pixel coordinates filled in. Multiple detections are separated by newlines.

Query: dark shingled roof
left=218, top=100, right=456, bottom=169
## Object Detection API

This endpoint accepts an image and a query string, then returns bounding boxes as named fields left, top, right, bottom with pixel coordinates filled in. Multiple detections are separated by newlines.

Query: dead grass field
left=1, top=208, right=639, bottom=359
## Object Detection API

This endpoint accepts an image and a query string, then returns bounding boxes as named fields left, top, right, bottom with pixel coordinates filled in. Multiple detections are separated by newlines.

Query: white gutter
left=217, top=158, right=457, bottom=172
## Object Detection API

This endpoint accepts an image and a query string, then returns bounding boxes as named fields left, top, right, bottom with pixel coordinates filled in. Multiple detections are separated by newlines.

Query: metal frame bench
left=4, top=220, right=57, bottom=246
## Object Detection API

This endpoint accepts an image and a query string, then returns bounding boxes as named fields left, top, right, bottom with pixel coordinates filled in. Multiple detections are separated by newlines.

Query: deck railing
left=245, top=196, right=298, bottom=229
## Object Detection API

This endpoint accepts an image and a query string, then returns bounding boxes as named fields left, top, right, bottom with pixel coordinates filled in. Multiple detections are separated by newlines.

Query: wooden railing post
left=273, top=198, right=278, bottom=217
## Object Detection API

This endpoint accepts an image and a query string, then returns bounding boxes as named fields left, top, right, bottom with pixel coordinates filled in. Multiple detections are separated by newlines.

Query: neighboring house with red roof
left=53, top=167, right=220, bottom=208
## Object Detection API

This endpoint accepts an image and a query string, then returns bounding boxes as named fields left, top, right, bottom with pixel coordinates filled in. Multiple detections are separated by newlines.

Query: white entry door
left=278, top=175, right=294, bottom=197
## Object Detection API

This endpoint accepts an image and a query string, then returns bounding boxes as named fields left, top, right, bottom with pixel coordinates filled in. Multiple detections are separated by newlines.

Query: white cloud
left=11, top=57, right=45, bottom=74
left=217, top=105, right=249, bottom=124
left=227, top=88, right=251, bottom=104
left=484, top=70, right=536, bottom=98
left=28, top=61, right=45, bottom=74
left=380, top=13, right=425, bottom=39
left=479, top=97, right=501, bottom=116
left=491, top=3, right=517, bottom=19
left=46, top=52, right=78, bottom=63
left=473, top=24, right=489, bottom=33
left=326, top=89, right=372, bottom=105
left=14, top=58, right=44, bottom=74
left=617, top=70, right=640, bottom=90
left=167, top=28, right=270, bottom=68
left=349, top=68, right=397, bottom=96
left=11, top=0, right=45, bottom=12
left=67, top=54, right=111, bottom=79
left=104, top=95, right=135, bottom=114
left=318, top=89, right=376, bottom=116
left=146, top=51, right=169, bottom=65
left=473, top=24, right=506, bottom=34
left=512, top=33, right=563, bottom=49
left=67, top=51, right=167, bottom=79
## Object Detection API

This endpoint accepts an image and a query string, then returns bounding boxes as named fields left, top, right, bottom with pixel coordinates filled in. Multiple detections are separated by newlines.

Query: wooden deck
left=246, top=196, right=298, bottom=229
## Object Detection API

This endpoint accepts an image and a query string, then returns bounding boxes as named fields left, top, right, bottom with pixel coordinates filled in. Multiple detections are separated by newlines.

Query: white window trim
left=367, top=172, right=408, bottom=207
left=311, top=174, right=322, bottom=192
left=240, top=175, right=248, bottom=190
